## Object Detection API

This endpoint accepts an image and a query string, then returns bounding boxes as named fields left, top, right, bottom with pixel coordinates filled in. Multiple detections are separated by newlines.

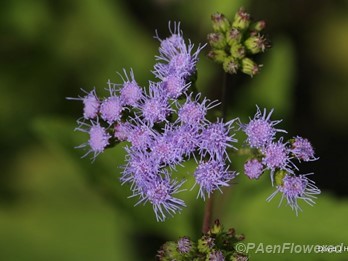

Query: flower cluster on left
left=68, top=22, right=238, bottom=221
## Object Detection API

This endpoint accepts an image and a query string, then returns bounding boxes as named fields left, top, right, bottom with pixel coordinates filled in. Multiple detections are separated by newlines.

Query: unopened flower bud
left=211, top=13, right=231, bottom=33
left=250, top=20, right=266, bottom=32
left=208, top=49, right=228, bottom=64
left=223, top=56, right=240, bottom=74
left=232, top=7, right=251, bottom=31
left=226, top=28, right=242, bottom=45
left=274, top=170, right=288, bottom=187
left=209, top=219, right=223, bottom=235
left=157, top=241, right=181, bottom=261
left=230, top=42, right=246, bottom=59
left=198, top=235, right=215, bottom=253
left=227, top=228, right=236, bottom=237
left=235, top=234, right=245, bottom=241
left=241, top=57, right=260, bottom=77
left=207, top=32, right=227, bottom=49
left=244, top=34, right=268, bottom=54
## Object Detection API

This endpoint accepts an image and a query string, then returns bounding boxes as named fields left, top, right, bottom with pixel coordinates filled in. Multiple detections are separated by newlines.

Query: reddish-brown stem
left=202, top=195, right=213, bottom=233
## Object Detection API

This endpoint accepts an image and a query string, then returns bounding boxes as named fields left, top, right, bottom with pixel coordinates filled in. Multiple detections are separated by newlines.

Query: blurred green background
left=1, top=0, right=348, bottom=260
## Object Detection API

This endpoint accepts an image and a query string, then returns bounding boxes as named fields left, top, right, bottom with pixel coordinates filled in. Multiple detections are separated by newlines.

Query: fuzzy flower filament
left=100, top=95, right=123, bottom=125
left=242, top=106, right=286, bottom=148
left=267, top=173, right=321, bottom=215
left=199, top=119, right=237, bottom=161
left=194, top=160, right=236, bottom=200
left=244, top=158, right=263, bottom=179
left=291, top=136, right=317, bottom=162
left=119, top=70, right=143, bottom=107
left=138, top=175, right=186, bottom=222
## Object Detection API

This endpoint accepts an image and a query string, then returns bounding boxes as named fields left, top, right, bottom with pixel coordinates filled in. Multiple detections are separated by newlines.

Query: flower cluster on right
left=240, top=106, right=321, bottom=214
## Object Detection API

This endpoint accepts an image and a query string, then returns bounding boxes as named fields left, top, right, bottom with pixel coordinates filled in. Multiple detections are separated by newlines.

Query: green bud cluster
left=207, top=7, right=270, bottom=77
left=156, top=219, right=248, bottom=260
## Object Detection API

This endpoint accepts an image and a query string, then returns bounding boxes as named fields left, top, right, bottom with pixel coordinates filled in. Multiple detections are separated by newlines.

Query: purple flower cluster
left=70, top=23, right=237, bottom=221
left=241, top=106, right=320, bottom=214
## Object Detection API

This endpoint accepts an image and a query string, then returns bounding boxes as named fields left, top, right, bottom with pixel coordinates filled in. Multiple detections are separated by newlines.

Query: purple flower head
left=82, top=89, right=100, bottom=120
left=114, top=121, right=131, bottom=141
left=126, top=118, right=155, bottom=150
left=155, top=21, right=185, bottom=54
left=121, top=148, right=160, bottom=191
left=168, top=51, right=196, bottom=78
left=137, top=174, right=186, bottom=222
left=100, top=91, right=123, bottom=124
left=291, top=136, right=317, bottom=162
left=140, top=83, right=171, bottom=126
left=88, top=123, right=110, bottom=153
left=153, top=21, right=205, bottom=79
left=75, top=121, right=111, bottom=160
left=262, top=139, right=296, bottom=184
left=243, top=106, right=286, bottom=148
left=66, top=89, right=100, bottom=120
left=177, top=237, right=193, bottom=254
left=151, top=126, right=183, bottom=167
left=262, top=140, right=288, bottom=169
left=177, top=93, right=219, bottom=126
left=208, top=250, right=225, bottom=261
left=118, top=69, right=143, bottom=106
left=194, top=160, right=236, bottom=200
left=161, top=74, right=189, bottom=99
left=267, top=173, right=321, bottom=215
left=199, top=119, right=237, bottom=161
left=244, top=158, right=264, bottom=179
left=172, top=124, right=200, bottom=158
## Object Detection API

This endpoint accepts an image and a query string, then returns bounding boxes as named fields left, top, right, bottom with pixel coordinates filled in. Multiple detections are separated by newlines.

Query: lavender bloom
left=177, top=93, right=219, bottom=126
left=177, top=237, right=193, bottom=254
left=121, top=148, right=160, bottom=191
left=199, top=119, right=237, bottom=161
left=66, top=89, right=100, bottom=120
left=75, top=121, right=111, bottom=159
left=156, top=22, right=186, bottom=54
left=262, top=139, right=295, bottom=184
left=100, top=95, right=123, bottom=125
left=151, top=126, right=183, bottom=167
left=172, top=124, right=200, bottom=158
left=118, top=69, right=143, bottom=106
left=137, top=175, right=186, bottom=222
left=161, top=74, right=189, bottom=99
left=267, top=173, right=321, bottom=215
left=126, top=119, right=155, bottom=150
left=244, top=158, right=264, bottom=179
left=82, top=89, right=100, bottom=120
left=88, top=123, right=110, bottom=153
left=262, top=140, right=289, bottom=170
left=140, top=83, right=171, bottom=126
left=291, top=136, right=317, bottom=162
left=262, top=138, right=296, bottom=169
left=242, top=106, right=286, bottom=148
left=153, top=22, right=205, bottom=79
left=194, top=160, right=236, bottom=200
left=114, top=121, right=131, bottom=141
